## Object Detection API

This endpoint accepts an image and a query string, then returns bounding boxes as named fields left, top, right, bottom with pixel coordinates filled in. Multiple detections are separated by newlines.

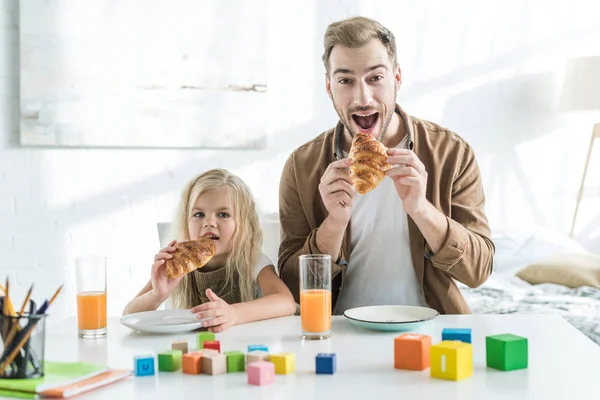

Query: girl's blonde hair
left=168, top=169, right=262, bottom=308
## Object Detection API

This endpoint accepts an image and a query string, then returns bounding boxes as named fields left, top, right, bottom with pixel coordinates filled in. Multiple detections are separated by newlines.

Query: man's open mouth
left=352, top=112, right=379, bottom=131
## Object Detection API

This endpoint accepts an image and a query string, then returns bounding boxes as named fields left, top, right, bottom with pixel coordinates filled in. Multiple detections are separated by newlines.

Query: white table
left=45, top=314, right=600, bottom=399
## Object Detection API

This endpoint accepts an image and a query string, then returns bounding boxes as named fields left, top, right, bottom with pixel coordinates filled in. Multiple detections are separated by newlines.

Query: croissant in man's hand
left=349, top=133, right=391, bottom=194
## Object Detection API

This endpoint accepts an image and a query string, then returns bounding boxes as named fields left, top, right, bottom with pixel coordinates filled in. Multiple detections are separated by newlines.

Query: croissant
left=349, top=133, right=391, bottom=194
left=164, top=237, right=216, bottom=279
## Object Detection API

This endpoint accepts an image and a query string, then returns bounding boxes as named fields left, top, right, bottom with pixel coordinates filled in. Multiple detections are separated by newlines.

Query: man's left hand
left=386, top=148, right=428, bottom=216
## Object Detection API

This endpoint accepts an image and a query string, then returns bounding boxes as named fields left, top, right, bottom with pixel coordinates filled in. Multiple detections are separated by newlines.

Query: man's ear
left=325, top=74, right=333, bottom=100
left=394, top=64, right=402, bottom=91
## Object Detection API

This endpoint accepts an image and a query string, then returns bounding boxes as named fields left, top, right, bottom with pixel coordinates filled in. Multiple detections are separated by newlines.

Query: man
left=278, top=16, right=494, bottom=315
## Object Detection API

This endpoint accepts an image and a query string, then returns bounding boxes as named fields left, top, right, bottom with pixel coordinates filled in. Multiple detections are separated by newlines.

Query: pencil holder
left=0, top=309, right=46, bottom=379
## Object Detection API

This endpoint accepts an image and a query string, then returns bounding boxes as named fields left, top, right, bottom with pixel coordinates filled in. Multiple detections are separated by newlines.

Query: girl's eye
left=193, top=212, right=205, bottom=218
left=218, top=212, right=230, bottom=218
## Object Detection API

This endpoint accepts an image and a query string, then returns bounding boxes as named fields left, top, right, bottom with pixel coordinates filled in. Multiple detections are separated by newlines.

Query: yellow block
left=430, top=341, right=473, bottom=381
left=270, top=352, right=295, bottom=374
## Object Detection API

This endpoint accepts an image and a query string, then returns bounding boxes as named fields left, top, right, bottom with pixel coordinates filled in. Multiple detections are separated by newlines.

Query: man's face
left=326, top=38, right=401, bottom=142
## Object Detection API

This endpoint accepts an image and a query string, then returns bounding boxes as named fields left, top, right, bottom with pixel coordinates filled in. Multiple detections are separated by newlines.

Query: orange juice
left=300, top=289, right=331, bottom=333
left=76, top=291, right=107, bottom=330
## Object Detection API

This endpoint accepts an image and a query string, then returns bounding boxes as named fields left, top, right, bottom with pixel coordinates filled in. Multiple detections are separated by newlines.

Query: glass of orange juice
left=75, top=256, right=107, bottom=339
left=299, top=254, right=331, bottom=340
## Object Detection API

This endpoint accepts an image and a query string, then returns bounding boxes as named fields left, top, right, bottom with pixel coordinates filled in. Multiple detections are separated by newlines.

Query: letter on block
left=442, top=328, right=472, bottom=344
left=247, top=350, right=270, bottom=364
left=486, top=333, right=528, bottom=371
left=182, top=352, right=203, bottom=374
left=134, top=355, right=155, bottom=377
left=270, top=353, right=295, bottom=375
left=247, top=361, right=275, bottom=386
left=172, top=339, right=188, bottom=354
left=197, top=332, right=216, bottom=349
left=394, top=334, right=431, bottom=370
left=158, top=350, right=183, bottom=372
left=248, top=344, right=269, bottom=352
left=316, top=353, right=336, bottom=374
left=430, top=341, right=473, bottom=381
left=225, top=351, right=246, bottom=372
left=201, top=353, right=227, bottom=375
left=203, top=340, right=221, bottom=353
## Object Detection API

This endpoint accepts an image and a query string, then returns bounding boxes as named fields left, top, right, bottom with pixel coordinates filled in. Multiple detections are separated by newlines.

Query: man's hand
left=191, top=289, right=239, bottom=333
left=318, top=158, right=355, bottom=227
left=386, top=148, right=428, bottom=216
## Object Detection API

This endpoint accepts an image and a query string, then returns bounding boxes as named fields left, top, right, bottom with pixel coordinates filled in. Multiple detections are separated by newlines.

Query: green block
left=158, top=350, right=183, bottom=372
left=197, top=332, right=216, bottom=349
left=486, top=334, right=528, bottom=371
left=225, top=351, right=245, bottom=372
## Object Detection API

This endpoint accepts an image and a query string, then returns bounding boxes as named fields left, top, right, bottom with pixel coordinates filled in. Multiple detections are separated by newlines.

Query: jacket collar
left=333, top=104, right=415, bottom=160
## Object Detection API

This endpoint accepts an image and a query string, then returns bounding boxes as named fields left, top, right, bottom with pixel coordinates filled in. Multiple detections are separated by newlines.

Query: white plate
left=119, top=309, right=211, bottom=334
left=343, top=305, right=439, bottom=332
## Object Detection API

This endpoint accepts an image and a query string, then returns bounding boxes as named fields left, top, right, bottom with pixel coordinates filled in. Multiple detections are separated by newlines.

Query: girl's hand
left=150, top=240, right=183, bottom=303
left=190, top=289, right=239, bottom=333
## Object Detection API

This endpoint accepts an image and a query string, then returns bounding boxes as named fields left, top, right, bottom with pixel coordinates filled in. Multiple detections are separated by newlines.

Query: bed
left=458, top=227, right=600, bottom=345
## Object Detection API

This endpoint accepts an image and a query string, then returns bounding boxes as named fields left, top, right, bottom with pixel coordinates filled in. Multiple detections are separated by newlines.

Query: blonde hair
left=169, top=169, right=262, bottom=308
left=322, top=16, right=397, bottom=75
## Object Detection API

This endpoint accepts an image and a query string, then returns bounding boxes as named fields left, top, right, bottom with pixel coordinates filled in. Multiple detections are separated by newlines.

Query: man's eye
left=338, top=78, right=350, bottom=84
left=218, top=212, right=230, bottom=218
left=193, top=212, right=205, bottom=218
left=371, top=75, right=383, bottom=81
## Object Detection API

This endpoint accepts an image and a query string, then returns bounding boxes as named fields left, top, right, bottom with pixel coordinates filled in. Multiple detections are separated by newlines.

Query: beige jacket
left=277, top=105, right=495, bottom=314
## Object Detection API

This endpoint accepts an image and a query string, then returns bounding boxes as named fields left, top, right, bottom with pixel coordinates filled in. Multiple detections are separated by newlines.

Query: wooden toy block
left=442, top=328, right=472, bottom=344
left=430, top=341, right=473, bottom=381
left=182, top=352, right=203, bottom=374
left=158, top=350, right=183, bottom=372
left=315, top=353, right=336, bottom=374
left=172, top=339, right=188, bottom=354
left=394, top=334, right=431, bottom=371
left=197, top=331, right=216, bottom=349
left=201, top=353, right=227, bottom=375
left=248, top=344, right=269, bottom=352
left=246, top=350, right=270, bottom=364
left=203, top=340, right=221, bottom=353
left=225, top=351, right=246, bottom=372
left=486, top=334, right=528, bottom=371
left=133, top=355, right=155, bottom=376
left=199, top=348, right=219, bottom=356
left=270, top=353, right=295, bottom=375
left=247, top=361, right=275, bottom=386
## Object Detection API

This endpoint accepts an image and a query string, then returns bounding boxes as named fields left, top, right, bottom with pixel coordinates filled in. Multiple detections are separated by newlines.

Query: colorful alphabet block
left=394, top=334, right=431, bottom=371
left=201, top=352, right=227, bottom=375
left=430, top=341, right=473, bottom=381
left=248, top=344, right=269, bottom=352
left=270, top=353, right=295, bottom=375
left=203, top=340, right=221, bottom=353
left=225, top=351, right=246, bottom=372
left=133, top=355, right=155, bottom=376
left=247, top=350, right=270, bottom=364
left=158, top=350, right=183, bottom=372
left=197, top=332, right=216, bottom=349
left=247, top=361, right=275, bottom=386
left=486, top=334, right=528, bottom=371
left=182, top=352, right=203, bottom=374
left=442, top=328, right=472, bottom=344
left=316, top=353, right=336, bottom=374
left=172, top=339, right=189, bottom=354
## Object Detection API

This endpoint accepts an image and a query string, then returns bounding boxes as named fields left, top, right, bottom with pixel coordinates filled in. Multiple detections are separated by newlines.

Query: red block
left=203, top=340, right=221, bottom=353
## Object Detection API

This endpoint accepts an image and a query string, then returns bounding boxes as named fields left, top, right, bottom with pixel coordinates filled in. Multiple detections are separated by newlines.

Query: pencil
left=48, top=284, right=63, bottom=306
left=2, top=285, right=34, bottom=349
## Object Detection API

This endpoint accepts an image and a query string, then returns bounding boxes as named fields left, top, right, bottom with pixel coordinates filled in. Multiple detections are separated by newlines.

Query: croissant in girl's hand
left=348, top=132, right=391, bottom=195
left=164, top=237, right=216, bottom=279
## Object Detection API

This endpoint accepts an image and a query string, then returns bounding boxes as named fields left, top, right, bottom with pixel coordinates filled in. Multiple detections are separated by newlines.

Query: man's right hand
left=318, top=158, right=355, bottom=227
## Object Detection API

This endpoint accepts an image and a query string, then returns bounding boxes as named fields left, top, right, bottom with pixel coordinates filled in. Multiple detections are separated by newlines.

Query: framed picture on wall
left=19, top=0, right=267, bottom=148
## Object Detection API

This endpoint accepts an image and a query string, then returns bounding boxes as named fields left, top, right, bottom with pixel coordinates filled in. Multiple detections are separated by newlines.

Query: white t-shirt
left=335, top=136, right=427, bottom=314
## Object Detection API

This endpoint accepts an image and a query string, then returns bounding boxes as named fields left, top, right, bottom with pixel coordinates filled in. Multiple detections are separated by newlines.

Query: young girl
left=123, top=169, right=296, bottom=332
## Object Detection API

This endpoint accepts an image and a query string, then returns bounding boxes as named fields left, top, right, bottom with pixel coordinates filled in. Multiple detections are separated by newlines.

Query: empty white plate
left=343, top=305, right=439, bottom=332
left=120, top=309, right=211, bottom=334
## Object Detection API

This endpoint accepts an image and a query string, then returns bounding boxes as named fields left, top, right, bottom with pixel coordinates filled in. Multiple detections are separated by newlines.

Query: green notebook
left=0, top=361, right=108, bottom=394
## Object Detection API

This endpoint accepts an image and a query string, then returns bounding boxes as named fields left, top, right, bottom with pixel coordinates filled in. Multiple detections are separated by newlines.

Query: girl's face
left=188, top=187, right=236, bottom=267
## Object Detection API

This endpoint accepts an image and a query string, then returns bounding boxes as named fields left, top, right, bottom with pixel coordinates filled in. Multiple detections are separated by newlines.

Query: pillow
left=516, top=252, right=600, bottom=289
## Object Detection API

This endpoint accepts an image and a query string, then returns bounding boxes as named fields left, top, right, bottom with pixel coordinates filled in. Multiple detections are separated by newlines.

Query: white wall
left=1, top=0, right=599, bottom=321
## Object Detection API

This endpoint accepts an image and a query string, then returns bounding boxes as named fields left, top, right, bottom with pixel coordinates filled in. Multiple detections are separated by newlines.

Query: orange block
left=182, top=352, right=203, bottom=374
left=394, top=333, right=431, bottom=370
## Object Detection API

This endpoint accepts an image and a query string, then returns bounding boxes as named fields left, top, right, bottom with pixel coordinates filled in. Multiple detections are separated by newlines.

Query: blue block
left=134, top=355, right=155, bottom=376
left=316, top=353, right=336, bottom=374
left=248, top=344, right=269, bottom=352
left=442, top=328, right=472, bottom=344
